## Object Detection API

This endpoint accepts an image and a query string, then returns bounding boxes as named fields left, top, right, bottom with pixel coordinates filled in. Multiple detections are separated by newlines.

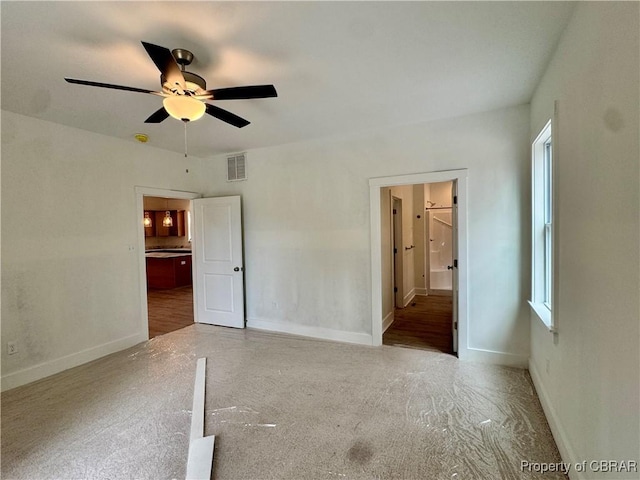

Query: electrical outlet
left=7, top=341, right=18, bottom=355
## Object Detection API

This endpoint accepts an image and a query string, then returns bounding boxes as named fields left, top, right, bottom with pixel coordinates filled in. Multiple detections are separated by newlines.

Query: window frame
left=530, top=120, right=555, bottom=331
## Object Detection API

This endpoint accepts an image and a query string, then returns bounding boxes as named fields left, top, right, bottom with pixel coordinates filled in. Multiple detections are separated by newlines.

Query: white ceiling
left=1, top=1, right=575, bottom=157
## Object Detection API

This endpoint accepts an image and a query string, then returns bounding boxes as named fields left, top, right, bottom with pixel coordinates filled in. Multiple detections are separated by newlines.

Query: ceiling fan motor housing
left=161, top=71, right=206, bottom=93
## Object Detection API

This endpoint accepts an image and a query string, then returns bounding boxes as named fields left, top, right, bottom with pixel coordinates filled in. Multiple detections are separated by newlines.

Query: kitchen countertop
left=145, top=252, right=192, bottom=259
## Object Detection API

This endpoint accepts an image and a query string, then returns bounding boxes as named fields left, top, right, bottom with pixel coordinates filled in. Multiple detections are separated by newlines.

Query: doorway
left=135, top=187, right=200, bottom=340
left=369, top=170, right=468, bottom=359
left=383, top=181, right=455, bottom=353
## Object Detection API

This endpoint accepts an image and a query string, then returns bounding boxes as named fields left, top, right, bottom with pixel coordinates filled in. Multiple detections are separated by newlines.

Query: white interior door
left=451, top=181, right=459, bottom=353
left=191, top=196, right=245, bottom=328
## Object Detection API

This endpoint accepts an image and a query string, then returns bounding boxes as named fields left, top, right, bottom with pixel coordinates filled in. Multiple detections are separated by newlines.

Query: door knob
left=447, top=265, right=453, bottom=270
left=234, top=267, right=243, bottom=272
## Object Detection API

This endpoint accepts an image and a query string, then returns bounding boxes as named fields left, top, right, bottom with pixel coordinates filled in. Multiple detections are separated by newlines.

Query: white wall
left=412, top=184, right=426, bottom=295
left=1, top=111, right=207, bottom=390
left=1, top=104, right=531, bottom=389
left=201, top=104, right=531, bottom=363
left=427, top=181, right=452, bottom=207
left=528, top=3, right=639, bottom=478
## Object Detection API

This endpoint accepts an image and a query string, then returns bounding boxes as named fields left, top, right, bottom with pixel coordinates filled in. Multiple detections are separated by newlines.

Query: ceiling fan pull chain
left=184, top=120, right=188, bottom=158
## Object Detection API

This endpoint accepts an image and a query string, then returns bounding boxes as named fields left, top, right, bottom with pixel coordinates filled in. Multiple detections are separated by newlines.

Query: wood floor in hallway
left=147, top=285, right=194, bottom=339
left=383, top=294, right=454, bottom=354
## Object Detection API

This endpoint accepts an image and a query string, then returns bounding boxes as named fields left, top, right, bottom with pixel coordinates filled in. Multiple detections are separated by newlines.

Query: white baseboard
left=402, top=288, right=416, bottom=307
left=414, top=288, right=427, bottom=296
left=1, top=332, right=146, bottom=392
left=429, top=289, right=453, bottom=296
left=382, top=311, right=394, bottom=333
left=247, top=318, right=373, bottom=346
left=461, top=347, right=529, bottom=368
left=529, top=359, right=582, bottom=480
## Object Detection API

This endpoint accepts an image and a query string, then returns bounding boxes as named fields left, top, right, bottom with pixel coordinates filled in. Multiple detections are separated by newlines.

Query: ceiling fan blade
left=207, top=85, right=278, bottom=100
left=205, top=104, right=250, bottom=128
left=64, top=78, right=160, bottom=95
left=141, top=41, right=186, bottom=90
left=144, top=107, right=170, bottom=123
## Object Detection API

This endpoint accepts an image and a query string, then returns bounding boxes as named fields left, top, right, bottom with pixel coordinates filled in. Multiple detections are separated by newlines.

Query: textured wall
left=529, top=2, right=640, bottom=477
left=201, top=104, right=531, bottom=358
left=1, top=112, right=207, bottom=388
left=1, top=103, right=531, bottom=388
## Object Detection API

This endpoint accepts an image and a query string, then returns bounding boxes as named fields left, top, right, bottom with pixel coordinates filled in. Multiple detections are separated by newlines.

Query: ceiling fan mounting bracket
left=172, top=48, right=194, bottom=68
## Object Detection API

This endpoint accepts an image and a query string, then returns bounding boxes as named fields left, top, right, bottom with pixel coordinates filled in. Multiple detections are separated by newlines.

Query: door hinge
left=393, top=209, right=397, bottom=214
left=453, top=259, right=458, bottom=268
left=394, top=287, right=398, bottom=293
left=453, top=195, right=458, bottom=205
left=454, top=321, right=458, bottom=330
left=394, top=247, right=397, bottom=254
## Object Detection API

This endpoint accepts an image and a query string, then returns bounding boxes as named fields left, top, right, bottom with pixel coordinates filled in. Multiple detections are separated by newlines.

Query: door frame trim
left=391, top=196, right=403, bottom=308
left=369, top=170, right=468, bottom=359
left=134, top=186, right=201, bottom=340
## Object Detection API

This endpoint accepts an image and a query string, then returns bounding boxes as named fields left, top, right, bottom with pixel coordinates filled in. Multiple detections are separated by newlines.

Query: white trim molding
left=382, top=311, right=394, bottom=333
left=1, top=333, right=145, bottom=392
left=464, top=348, right=528, bottom=368
left=529, top=359, right=582, bottom=479
left=402, top=288, right=416, bottom=308
left=247, top=318, right=373, bottom=346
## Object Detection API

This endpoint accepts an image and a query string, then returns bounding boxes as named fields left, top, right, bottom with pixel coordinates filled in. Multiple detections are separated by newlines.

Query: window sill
left=529, top=301, right=555, bottom=333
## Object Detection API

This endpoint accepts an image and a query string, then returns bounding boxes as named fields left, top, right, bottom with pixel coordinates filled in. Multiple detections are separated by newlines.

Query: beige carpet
left=1, top=324, right=565, bottom=479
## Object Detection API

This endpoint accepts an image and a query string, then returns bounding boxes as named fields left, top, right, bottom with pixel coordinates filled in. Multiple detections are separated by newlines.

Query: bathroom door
left=451, top=182, right=459, bottom=353
left=191, top=196, right=245, bottom=328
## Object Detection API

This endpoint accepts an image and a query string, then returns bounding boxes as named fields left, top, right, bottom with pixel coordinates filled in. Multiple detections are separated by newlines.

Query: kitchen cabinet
left=146, top=253, right=192, bottom=289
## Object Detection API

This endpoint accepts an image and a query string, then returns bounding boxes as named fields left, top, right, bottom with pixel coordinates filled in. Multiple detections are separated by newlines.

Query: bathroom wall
left=412, top=184, right=427, bottom=295
left=426, top=181, right=452, bottom=207
left=425, top=181, right=454, bottom=291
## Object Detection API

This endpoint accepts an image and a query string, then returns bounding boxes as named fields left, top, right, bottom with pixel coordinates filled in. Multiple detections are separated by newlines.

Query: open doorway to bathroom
left=376, top=179, right=459, bottom=355
left=370, top=170, right=467, bottom=357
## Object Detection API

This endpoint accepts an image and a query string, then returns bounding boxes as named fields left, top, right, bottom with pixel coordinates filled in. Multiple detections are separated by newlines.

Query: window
left=530, top=120, right=554, bottom=330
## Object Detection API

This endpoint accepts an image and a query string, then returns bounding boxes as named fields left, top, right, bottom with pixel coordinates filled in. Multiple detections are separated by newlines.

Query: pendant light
left=163, top=198, right=173, bottom=228
left=162, top=211, right=173, bottom=228
left=143, top=211, right=153, bottom=228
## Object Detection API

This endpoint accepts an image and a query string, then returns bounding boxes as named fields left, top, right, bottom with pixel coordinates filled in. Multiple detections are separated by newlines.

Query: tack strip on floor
left=185, top=358, right=215, bottom=480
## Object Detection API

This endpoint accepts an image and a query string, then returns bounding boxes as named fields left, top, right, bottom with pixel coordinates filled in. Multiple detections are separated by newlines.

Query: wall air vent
left=227, top=153, right=247, bottom=182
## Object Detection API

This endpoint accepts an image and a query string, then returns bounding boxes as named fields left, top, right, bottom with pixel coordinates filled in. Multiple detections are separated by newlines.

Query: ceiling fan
left=65, top=41, right=277, bottom=128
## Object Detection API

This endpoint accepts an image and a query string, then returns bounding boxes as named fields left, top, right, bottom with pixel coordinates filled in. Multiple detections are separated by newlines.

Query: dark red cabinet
left=146, top=255, right=192, bottom=289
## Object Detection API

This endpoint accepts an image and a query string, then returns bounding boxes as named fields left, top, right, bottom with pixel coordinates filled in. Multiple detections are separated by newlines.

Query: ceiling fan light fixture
left=163, top=95, right=206, bottom=122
